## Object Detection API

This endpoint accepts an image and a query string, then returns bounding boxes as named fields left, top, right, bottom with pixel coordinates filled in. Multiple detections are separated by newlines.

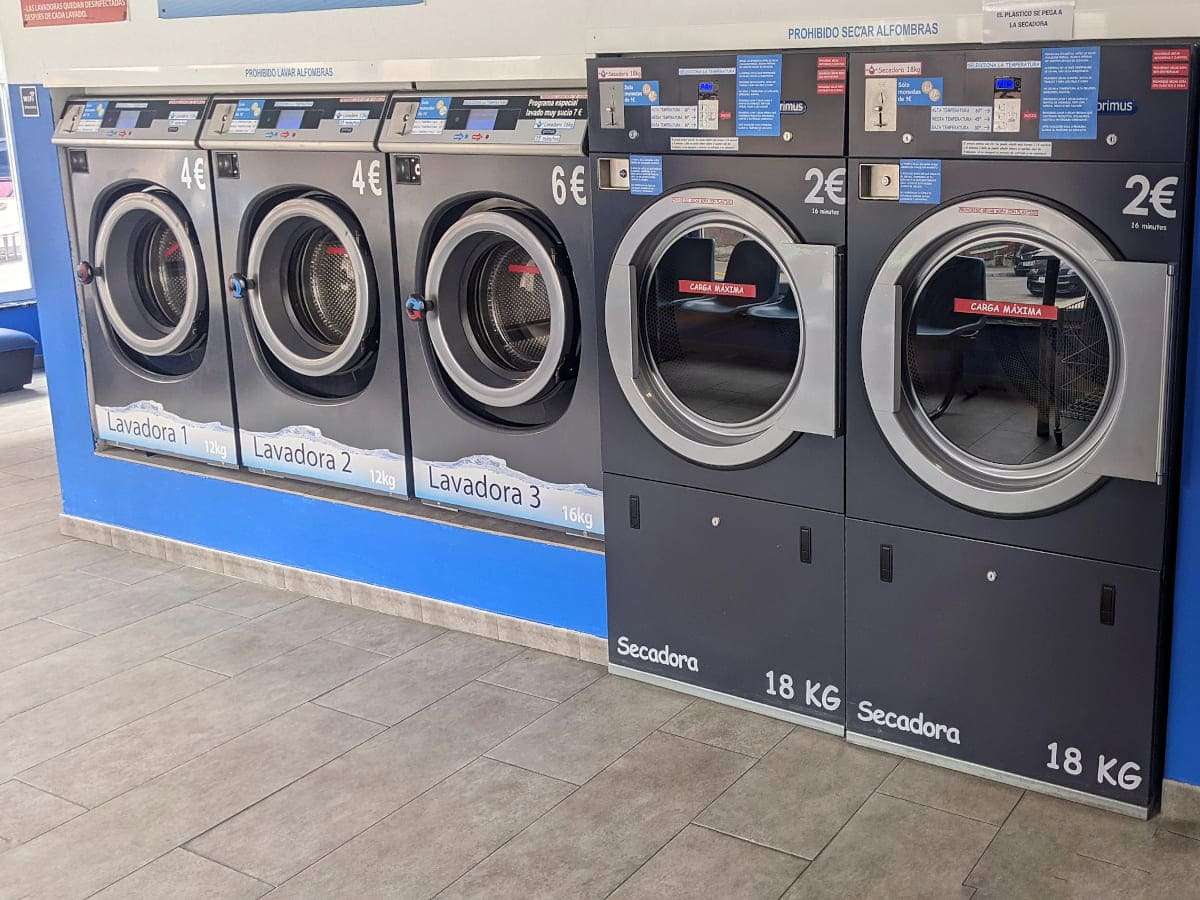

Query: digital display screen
left=465, top=108, right=499, bottom=131
left=276, top=109, right=305, bottom=131
left=116, top=110, right=141, bottom=130
left=995, top=77, right=1019, bottom=92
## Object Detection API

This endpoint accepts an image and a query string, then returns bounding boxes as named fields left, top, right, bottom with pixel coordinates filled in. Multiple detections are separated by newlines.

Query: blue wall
left=8, top=85, right=607, bottom=638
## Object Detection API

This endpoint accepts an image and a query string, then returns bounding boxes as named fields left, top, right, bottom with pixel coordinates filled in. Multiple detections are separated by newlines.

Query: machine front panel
left=381, top=92, right=587, bottom=153
left=54, top=97, right=209, bottom=147
left=202, top=94, right=388, bottom=150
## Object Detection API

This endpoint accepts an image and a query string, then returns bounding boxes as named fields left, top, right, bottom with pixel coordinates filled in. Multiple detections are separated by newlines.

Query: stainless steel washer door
left=424, top=210, right=572, bottom=410
left=861, top=196, right=1174, bottom=515
left=245, top=197, right=374, bottom=380
left=93, top=190, right=203, bottom=358
left=606, top=187, right=840, bottom=469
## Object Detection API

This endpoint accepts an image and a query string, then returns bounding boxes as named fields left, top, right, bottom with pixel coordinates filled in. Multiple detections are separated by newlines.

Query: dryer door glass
left=425, top=209, right=574, bottom=411
left=94, top=190, right=205, bottom=364
left=861, top=197, right=1175, bottom=516
left=905, top=237, right=1111, bottom=466
left=245, top=196, right=377, bottom=386
left=643, top=225, right=799, bottom=427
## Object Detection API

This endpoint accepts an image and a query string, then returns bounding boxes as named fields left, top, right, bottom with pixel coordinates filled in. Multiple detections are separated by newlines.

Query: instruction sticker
left=76, top=100, right=108, bottom=133
left=736, top=54, right=783, bottom=137
left=1040, top=46, right=1100, bottom=140
left=624, top=81, right=660, bottom=107
left=864, top=61, right=922, bottom=77
left=930, top=106, right=993, bottom=132
left=962, top=139, right=1053, bottom=157
left=899, top=159, right=942, bottom=205
left=651, top=106, right=699, bottom=129
left=416, top=96, right=451, bottom=120
left=896, top=78, right=944, bottom=106
left=629, top=155, right=664, bottom=196
left=670, top=136, right=739, bottom=151
left=597, top=66, right=642, bottom=80
left=229, top=98, right=265, bottom=134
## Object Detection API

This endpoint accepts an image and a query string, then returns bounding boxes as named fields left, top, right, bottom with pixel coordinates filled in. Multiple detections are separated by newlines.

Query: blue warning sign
left=899, top=159, right=942, bottom=205
left=1040, top=46, right=1100, bottom=141
left=629, top=155, right=664, bottom=197
left=736, top=54, right=783, bottom=137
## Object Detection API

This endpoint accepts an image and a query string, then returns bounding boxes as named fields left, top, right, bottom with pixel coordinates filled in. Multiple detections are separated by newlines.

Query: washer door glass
left=94, top=190, right=205, bottom=363
left=425, top=209, right=573, bottom=411
left=906, top=237, right=1111, bottom=466
left=246, top=196, right=376, bottom=383
left=644, top=224, right=799, bottom=427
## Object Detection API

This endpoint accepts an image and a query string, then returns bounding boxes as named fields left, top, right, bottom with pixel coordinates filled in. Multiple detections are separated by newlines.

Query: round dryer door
left=93, top=190, right=205, bottom=360
left=606, top=187, right=839, bottom=469
left=424, top=210, right=574, bottom=410
left=861, top=196, right=1175, bottom=516
left=245, top=197, right=375, bottom=380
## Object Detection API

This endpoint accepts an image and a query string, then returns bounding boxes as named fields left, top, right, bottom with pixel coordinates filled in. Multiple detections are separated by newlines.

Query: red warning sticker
left=508, top=264, right=541, bottom=275
left=1153, top=48, right=1191, bottom=63
left=679, top=279, right=758, bottom=299
left=817, top=83, right=848, bottom=96
left=817, top=56, right=848, bottom=69
left=818, top=69, right=848, bottom=82
left=1152, top=77, right=1190, bottom=92
left=954, top=298, right=1058, bottom=321
left=1152, top=63, right=1190, bottom=78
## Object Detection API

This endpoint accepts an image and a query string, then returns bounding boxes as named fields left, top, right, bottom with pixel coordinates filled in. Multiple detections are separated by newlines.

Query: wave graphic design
left=96, top=400, right=237, bottom=465
left=242, top=424, right=407, bottom=497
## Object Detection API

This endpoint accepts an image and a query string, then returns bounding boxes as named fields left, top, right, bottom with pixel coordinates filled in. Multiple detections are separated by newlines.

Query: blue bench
left=0, top=328, right=35, bottom=393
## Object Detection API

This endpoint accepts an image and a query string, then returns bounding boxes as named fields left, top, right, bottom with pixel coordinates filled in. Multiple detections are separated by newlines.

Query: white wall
left=1, top=0, right=1198, bottom=89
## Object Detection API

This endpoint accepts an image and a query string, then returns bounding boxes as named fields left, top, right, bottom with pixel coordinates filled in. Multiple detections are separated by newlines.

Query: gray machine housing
left=382, top=92, right=603, bottom=536
left=845, top=42, right=1198, bottom=814
left=589, top=51, right=849, bottom=729
left=55, top=96, right=239, bottom=468
left=201, top=94, right=410, bottom=499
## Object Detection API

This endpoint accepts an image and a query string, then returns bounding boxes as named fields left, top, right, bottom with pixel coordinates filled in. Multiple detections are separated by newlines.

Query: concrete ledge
left=60, top=513, right=608, bottom=666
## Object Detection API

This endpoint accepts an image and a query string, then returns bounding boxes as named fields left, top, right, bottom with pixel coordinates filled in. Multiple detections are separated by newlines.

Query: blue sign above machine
left=159, top=0, right=420, bottom=17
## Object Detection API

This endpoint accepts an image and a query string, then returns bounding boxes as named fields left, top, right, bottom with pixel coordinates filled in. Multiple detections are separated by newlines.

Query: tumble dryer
left=589, top=51, right=848, bottom=729
left=385, top=91, right=602, bottom=535
left=201, top=95, right=409, bottom=498
left=846, top=43, right=1197, bottom=814
left=55, top=96, right=238, bottom=467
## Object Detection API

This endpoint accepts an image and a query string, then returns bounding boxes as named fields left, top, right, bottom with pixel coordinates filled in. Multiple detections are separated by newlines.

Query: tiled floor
left=2, top=375, right=1199, bottom=898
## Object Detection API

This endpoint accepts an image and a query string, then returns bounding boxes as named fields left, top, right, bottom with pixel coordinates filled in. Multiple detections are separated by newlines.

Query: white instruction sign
left=982, top=1, right=1075, bottom=43
left=930, top=106, right=993, bottom=133
left=963, top=139, right=1053, bottom=158
left=651, top=106, right=699, bottom=129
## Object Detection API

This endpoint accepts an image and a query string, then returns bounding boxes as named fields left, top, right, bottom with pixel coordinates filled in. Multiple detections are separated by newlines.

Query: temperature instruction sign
left=160, top=0, right=420, bottom=17
left=22, top=0, right=127, bottom=26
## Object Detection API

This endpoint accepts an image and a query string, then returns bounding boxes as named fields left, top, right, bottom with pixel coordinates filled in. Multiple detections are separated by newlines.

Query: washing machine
left=846, top=42, right=1197, bottom=815
left=384, top=91, right=603, bottom=535
left=589, top=51, right=848, bottom=730
left=54, top=96, right=238, bottom=467
left=200, top=94, right=409, bottom=498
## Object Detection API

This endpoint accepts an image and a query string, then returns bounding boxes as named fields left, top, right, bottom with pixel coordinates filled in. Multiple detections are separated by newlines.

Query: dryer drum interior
left=861, top=197, right=1174, bottom=516
left=93, top=189, right=206, bottom=368
left=245, top=196, right=377, bottom=384
left=425, top=209, right=575, bottom=412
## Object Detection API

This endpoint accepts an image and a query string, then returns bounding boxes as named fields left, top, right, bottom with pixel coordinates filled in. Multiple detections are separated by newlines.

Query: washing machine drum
left=245, top=196, right=377, bottom=384
left=93, top=190, right=207, bottom=368
left=424, top=209, right=576, bottom=411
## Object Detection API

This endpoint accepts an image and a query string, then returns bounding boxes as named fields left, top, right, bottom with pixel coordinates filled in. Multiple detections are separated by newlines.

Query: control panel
left=379, top=93, right=587, bottom=154
left=851, top=43, right=1197, bottom=162
left=200, top=95, right=388, bottom=150
left=586, top=51, right=847, bottom=157
left=53, top=97, right=209, bottom=147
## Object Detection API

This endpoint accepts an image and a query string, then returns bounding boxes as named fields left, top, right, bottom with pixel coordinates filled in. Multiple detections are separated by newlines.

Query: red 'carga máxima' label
left=954, top=298, right=1058, bottom=321
left=678, top=279, right=757, bottom=298
left=508, top=263, right=541, bottom=275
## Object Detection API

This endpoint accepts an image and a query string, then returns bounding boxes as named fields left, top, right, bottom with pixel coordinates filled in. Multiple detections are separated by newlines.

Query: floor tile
left=479, top=648, right=605, bottom=702
left=325, top=612, right=444, bottom=657
left=0, top=571, right=125, bottom=630
left=80, top=551, right=182, bottom=585
left=0, top=519, right=76, bottom=562
left=0, top=618, right=88, bottom=672
left=444, top=731, right=753, bottom=899
left=966, top=792, right=1200, bottom=897
left=168, top=624, right=300, bottom=676
left=193, top=582, right=300, bottom=619
left=878, top=760, right=1023, bottom=826
left=93, top=848, right=272, bottom=899
left=240, top=597, right=372, bottom=646
left=1162, top=780, right=1200, bottom=841
left=660, top=700, right=795, bottom=758
left=0, top=476, right=60, bottom=512
left=0, top=657, right=224, bottom=783
left=45, top=566, right=235, bottom=635
left=612, top=824, right=807, bottom=900
left=315, top=630, right=522, bottom=725
left=0, top=496, right=62, bottom=536
left=22, top=639, right=384, bottom=808
left=0, top=540, right=123, bottom=598
left=0, top=780, right=86, bottom=845
left=487, top=674, right=692, bottom=785
left=696, top=727, right=898, bottom=859
left=1, top=455, right=60, bottom=481
left=188, top=681, right=554, bottom=886
left=0, top=704, right=378, bottom=899
left=785, top=793, right=993, bottom=898
left=0, top=604, right=241, bottom=721
left=272, top=757, right=573, bottom=898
